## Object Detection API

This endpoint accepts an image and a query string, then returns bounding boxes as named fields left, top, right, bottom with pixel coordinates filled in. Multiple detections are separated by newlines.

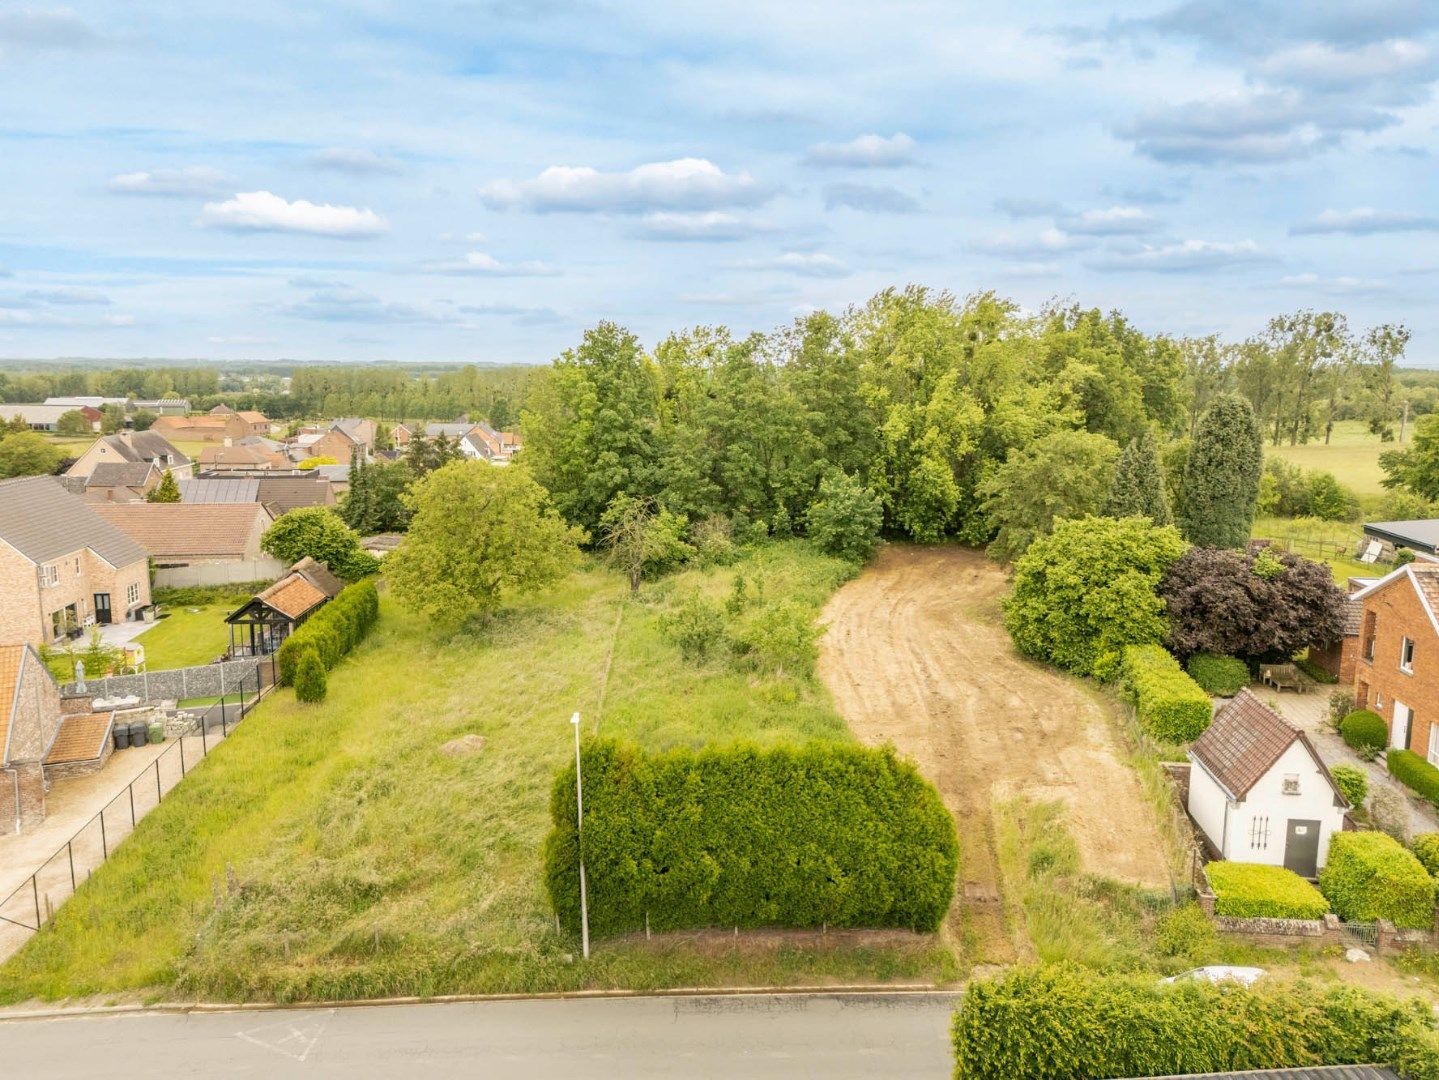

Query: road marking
left=236, top=1011, right=333, bottom=1062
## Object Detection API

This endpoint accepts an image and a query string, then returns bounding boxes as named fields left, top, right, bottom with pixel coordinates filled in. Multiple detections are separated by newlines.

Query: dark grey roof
left=1133, top=1068, right=1398, bottom=1079
left=99, top=431, right=191, bottom=467
left=87, top=462, right=156, bottom=488
left=256, top=476, right=334, bottom=514
left=0, top=475, right=149, bottom=568
left=1364, top=519, right=1439, bottom=554
left=178, top=477, right=262, bottom=504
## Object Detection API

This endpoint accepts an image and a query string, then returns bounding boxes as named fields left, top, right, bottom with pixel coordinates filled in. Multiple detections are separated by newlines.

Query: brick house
left=1307, top=584, right=1369, bottom=685
left=0, top=476, right=153, bottom=648
left=303, top=427, right=364, bottom=465
left=150, top=411, right=270, bottom=444
left=1351, top=562, right=1439, bottom=766
left=67, top=430, right=193, bottom=482
left=92, top=502, right=283, bottom=587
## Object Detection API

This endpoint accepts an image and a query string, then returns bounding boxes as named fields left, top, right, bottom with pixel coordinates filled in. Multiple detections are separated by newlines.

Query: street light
left=571, top=710, right=590, bottom=960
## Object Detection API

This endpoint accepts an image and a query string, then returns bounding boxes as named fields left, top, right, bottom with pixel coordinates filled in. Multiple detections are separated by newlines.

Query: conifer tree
left=1102, top=431, right=1172, bottom=525
left=147, top=469, right=181, bottom=503
left=1181, top=393, right=1262, bottom=548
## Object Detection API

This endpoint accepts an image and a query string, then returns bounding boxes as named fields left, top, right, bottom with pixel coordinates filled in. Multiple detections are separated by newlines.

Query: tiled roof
left=93, top=502, right=268, bottom=558
left=291, top=556, right=344, bottom=598
left=257, top=476, right=334, bottom=514
left=237, top=411, right=268, bottom=424
left=1191, top=689, right=1343, bottom=804
left=1339, top=596, right=1363, bottom=636
left=255, top=574, right=327, bottom=619
left=0, top=476, right=150, bottom=567
left=179, top=477, right=262, bottom=504
left=199, top=444, right=280, bottom=466
left=87, top=462, right=157, bottom=489
left=1408, top=562, right=1439, bottom=614
left=0, top=644, right=23, bottom=764
left=423, top=422, right=476, bottom=439
left=91, top=431, right=191, bottom=467
left=45, top=712, right=114, bottom=765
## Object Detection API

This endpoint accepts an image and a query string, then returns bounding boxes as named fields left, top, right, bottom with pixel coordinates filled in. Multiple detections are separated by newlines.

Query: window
left=1401, top=636, right=1415, bottom=672
left=1282, top=774, right=1300, bottom=795
left=1429, top=724, right=1439, bottom=768
left=1249, top=816, right=1270, bottom=850
left=39, top=564, right=58, bottom=587
left=1362, top=611, right=1377, bottom=662
left=127, top=582, right=139, bottom=606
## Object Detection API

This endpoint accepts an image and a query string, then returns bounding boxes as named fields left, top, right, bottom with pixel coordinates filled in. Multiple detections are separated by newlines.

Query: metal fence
left=0, top=665, right=266, bottom=958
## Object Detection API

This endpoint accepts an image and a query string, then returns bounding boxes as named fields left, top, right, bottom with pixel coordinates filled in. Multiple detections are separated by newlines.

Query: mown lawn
left=1264, top=419, right=1391, bottom=497
left=0, top=543, right=955, bottom=1004
left=133, top=604, right=234, bottom=669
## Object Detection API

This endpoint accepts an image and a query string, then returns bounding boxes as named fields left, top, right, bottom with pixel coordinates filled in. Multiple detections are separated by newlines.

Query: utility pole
left=571, top=711, right=590, bottom=959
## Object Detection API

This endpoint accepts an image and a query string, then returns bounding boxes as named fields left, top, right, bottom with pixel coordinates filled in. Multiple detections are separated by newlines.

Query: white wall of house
left=1188, top=763, right=1231, bottom=856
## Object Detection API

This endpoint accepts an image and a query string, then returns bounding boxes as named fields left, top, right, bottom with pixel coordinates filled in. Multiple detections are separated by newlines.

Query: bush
left=1388, top=748, right=1439, bottom=808
left=276, top=579, right=380, bottom=686
left=1340, top=709, right=1388, bottom=756
left=1295, top=655, right=1339, bottom=684
left=657, top=592, right=727, bottom=662
left=1329, top=764, right=1369, bottom=808
left=1154, top=904, right=1216, bottom=958
left=1206, top=861, right=1330, bottom=919
left=688, top=515, right=737, bottom=567
left=950, top=964, right=1439, bottom=1080
left=1185, top=653, right=1249, bottom=696
left=1411, top=833, right=1439, bottom=878
left=543, top=740, right=958, bottom=937
left=293, top=648, right=327, bottom=703
left=1327, top=688, right=1355, bottom=730
left=804, top=471, right=883, bottom=564
left=1319, top=831, right=1437, bottom=929
left=1118, top=645, right=1213, bottom=743
left=153, top=581, right=275, bottom=607
left=732, top=601, right=821, bottom=678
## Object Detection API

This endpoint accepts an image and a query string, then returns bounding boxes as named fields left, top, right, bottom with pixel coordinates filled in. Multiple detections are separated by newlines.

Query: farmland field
left=1264, top=419, right=1394, bottom=497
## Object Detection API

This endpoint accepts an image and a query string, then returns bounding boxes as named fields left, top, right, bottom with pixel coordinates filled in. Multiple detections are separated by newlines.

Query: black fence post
left=155, top=758, right=162, bottom=803
left=32, top=876, right=40, bottom=930
left=179, top=733, right=185, bottom=774
left=68, top=841, right=75, bottom=892
left=100, top=810, right=107, bottom=859
left=128, top=784, right=136, bottom=826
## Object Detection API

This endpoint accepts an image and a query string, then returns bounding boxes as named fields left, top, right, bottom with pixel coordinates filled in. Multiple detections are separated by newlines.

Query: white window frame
left=1429, top=724, right=1438, bottom=768
left=1401, top=636, right=1415, bottom=673
left=39, top=564, right=58, bottom=587
left=127, top=582, right=139, bottom=606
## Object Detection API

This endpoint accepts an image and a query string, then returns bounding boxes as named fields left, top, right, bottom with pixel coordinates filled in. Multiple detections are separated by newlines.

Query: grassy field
left=0, top=544, right=955, bottom=1004
left=1251, top=515, right=1373, bottom=584
left=133, top=604, right=233, bottom=668
left=1264, top=419, right=1393, bottom=497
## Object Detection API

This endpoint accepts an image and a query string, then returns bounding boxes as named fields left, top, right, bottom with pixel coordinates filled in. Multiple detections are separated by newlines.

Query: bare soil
left=817, top=545, right=1172, bottom=961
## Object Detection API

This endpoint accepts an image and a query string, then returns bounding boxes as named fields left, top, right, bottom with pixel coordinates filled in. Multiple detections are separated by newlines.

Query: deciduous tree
left=261, top=506, right=377, bottom=579
left=979, top=429, right=1119, bottom=562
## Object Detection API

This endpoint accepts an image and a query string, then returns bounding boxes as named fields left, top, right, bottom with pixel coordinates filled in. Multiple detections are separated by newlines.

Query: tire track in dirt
left=817, top=545, right=1172, bottom=962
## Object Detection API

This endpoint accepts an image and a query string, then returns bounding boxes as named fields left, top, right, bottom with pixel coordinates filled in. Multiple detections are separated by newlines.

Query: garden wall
left=61, top=657, right=265, bottom=703
left=152, top=558, right=285, bottom=587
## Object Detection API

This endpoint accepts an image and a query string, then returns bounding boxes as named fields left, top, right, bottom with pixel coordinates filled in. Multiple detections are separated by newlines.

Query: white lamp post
left=571, top=710, right=590, bottom=960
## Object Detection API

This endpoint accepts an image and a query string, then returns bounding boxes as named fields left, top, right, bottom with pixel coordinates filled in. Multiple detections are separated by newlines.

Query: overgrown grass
left=0, top=542, right=956, bottom=1004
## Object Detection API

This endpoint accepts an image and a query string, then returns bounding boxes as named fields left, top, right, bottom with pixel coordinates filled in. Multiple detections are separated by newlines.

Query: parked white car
left=1162, top=966, right=1266, bottom=987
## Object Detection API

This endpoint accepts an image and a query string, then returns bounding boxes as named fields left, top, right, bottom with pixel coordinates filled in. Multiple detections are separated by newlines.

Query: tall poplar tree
left=1181, top=393, right=1262, bottom=548
left=1102, top=431, right=1172, bottom=525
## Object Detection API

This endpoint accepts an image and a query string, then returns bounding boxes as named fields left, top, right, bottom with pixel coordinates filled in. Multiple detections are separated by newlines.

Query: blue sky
left=1, top=1, right=1437, bottom=364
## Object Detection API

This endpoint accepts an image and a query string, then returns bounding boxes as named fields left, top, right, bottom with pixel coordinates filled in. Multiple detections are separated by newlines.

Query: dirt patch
left=817, top=545, right=1172, bottom=961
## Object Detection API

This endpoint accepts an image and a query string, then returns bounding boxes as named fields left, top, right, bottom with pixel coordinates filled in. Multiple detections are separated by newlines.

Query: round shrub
left=1185, top=653, right=1249, bottom=696
left=1413, top=833, right=1439, bottom=878
left=1339, top=709, right=1388, bottom=756
left=1206, top=861, right=1330, bottom=920
left=1329, top=764, right=1368, bottom=808
left=1319, top=831, right=1437, bottom=929
left=293, top=647, right=327, bottom=704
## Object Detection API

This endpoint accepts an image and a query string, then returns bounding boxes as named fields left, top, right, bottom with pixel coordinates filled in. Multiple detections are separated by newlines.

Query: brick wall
left=1355, top=574, right=1438, bottom=759
left=6, top=651, right=62, bottom=765
left=0, top=543, right=43, bottom=647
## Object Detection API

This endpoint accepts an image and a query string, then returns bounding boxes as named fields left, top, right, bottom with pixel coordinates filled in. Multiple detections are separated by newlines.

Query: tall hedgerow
left=276, top=578, right=380, bottom=686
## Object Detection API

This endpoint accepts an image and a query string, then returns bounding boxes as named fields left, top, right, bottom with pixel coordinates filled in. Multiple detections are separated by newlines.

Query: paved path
left=0, top=993, right=960, bottom=1078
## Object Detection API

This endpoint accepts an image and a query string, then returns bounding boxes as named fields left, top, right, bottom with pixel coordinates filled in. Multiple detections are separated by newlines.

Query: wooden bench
left=1260, top=663, right=1304, bottom=693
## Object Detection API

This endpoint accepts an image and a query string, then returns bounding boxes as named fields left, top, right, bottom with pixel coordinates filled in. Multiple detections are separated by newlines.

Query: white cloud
left=634, top=211, right=774, bottom=241
left=824, top=183, right=920, bottom=213
left=1290, top=207, right=1439, bottom=235
left=1089, top=239, right=1271, bottom=273
left=306, top=147, right=404, bottom=175
left=199, top=191, right=389, bottom=238
left=747, top=252, right=850, bottom=277
left=109, top=166, right=235, bottom=196
left=972, top=227, right=1091, bottom=257
left=1277, top=272, right=1390, bottom=295
left=1060, top=205, right=1158, bottom=235
left=1257, top=39, right=1438, bottom=91
left=423, top=251, right=560, bottom=276
left=0, top=9, right=100, bottom=50
left=804, top=133, right=917, bottom=168
left=480, top=158, right=769, bottom=213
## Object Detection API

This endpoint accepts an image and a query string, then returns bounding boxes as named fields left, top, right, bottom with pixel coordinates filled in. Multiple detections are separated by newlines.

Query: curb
left=0, top=983, right=960, bottom=1023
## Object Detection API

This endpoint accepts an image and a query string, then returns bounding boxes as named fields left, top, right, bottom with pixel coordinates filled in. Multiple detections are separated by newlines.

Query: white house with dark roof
left=1187, top=689, right=1350, bottom=877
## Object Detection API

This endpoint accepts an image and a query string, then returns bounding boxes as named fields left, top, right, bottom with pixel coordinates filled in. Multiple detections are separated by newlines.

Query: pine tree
left=1181, top=393, right=1262, bottom=548
left=147, top=469, right=181, bottom=503
left=1102, top=431, right=1172, bottom=525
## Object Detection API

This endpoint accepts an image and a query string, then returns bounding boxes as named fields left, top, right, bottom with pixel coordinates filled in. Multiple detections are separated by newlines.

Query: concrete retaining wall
left=61, top=657, right=264, bottom=703
left=152, top=559, right=285, bottom=587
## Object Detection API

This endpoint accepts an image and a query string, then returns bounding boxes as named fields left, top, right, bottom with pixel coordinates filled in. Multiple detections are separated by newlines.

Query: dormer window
left=1401, top=637, right=1415, bottom=673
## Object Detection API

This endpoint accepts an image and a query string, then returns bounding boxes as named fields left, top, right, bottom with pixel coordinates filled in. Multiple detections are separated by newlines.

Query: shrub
left=1340, top=709, right=1388, bottom=756
left=1327, top=688, right=1355, bottom=731
left=1294, top=655, right=1339, bottom=684
left=276, top=579, right=380, bottom=686
left=657, top=592, right=727, bottom=662
left=689, top=514, right=737, bottom=567
left=1411, top=833, right=1439, bottom=878
left=1319, top=831, right=1437, bottom=929
left=293, top=648, right=327, bottom=703
left=1118, top=645, right=1213, bottom=743
left=543, top=740, right=958, bottom=937
left=1206, top=861, right=1330, bottom=920
left=950, top=964, right=1439, bottom=1080
left=804, top=471, right=883, bottom=564
left=153, top=581, right=274, bottom=607
left=1154, top=903, right=1216, bottom=958
left=732, top=601, right=821, bottom=678
left=1185, top=653, right=1249, bottom=696
left=1388, top=748, right=1439, bottom=808
left=1329, top=764, right=1368, bottom=808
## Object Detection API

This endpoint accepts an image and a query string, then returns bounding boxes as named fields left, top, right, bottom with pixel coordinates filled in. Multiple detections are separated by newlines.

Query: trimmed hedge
left=1206, top=861, right=1330, bottom=920
left=1413, top=833, right=1439, bottom=878
left=293, top=647, right=327, bottom=703
left=542, top=739, right=958, bottom=937
left=277, top=579, right=380, bottom=687
left=1119, top=644, right=1213, bottom=743
left=1388, top=748, right=1439, bottom=808
left=1329, top=763, right=1368, bottom=808
left=1185, top=652, right=1249, bottom=696
left=1340, top=709, right=1388, bottom=755
left=1319, top=831, right=1437, bottom=930
left=951, top=965, right=1439, bottom=1080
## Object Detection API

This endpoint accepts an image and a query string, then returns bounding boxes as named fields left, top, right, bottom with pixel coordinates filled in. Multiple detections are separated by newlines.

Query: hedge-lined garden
left=1319, top=832, right=1437, bottom=930
left=1185, top=652, right=1248, bottom=697
left=543, top=739, right=958, bottom=937
left=276, top=579, right=381, bottom=699
left=1118, top=644, right=1212, bottom=743
left=1389, top=749, right=1439, bottom=808
left=1207, top=861, right=1329, bottom=920
left=952, top=965, right=1439, bottom=1080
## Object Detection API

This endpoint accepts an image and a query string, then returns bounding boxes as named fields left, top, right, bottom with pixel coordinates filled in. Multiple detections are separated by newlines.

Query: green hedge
left=951, top=964, right=1439, bottom=1080
left=1389, top=748, right=1439, bottom=808
left=1413, top=834, right=1439, bottom=878
left=276, top=579, right=380, bottom=687
left=1119, top=645, right=1213, bottom=742
left=1206, top=861, right=1330, bottom=920
left=154, top=581, right=277, bottom=607
left=1319, top=831, right=1437, bottom=930
left=1295, top=655, right=1339, bottom=684
left=1185, top=653, right=1249, bottom=696
left=1340, top=709, right=1388, bottom=755
left=1329, top=763, right=1368, bottom=808
left=542, top=739, right=958, bottom=938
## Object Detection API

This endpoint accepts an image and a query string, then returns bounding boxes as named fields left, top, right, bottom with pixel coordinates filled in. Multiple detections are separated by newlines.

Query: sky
left=1, top=1, right=1437, bottom=365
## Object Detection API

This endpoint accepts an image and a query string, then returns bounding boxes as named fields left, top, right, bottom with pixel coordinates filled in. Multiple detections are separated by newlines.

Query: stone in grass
left=440, top=733, right=487, bottom=757
left=1346, top=947, right=1371, bottom=964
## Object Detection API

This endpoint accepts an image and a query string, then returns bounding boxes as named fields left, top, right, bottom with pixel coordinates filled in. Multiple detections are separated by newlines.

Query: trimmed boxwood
left=1339, top=709, right=1388, bottom=755
left=277, top=578, right=380, bottom=686
left=1319, top=831, right=1437, bottom=929
left=1206, top=861, right=1330, bottom=920
left=1388, top=748, right=1439, bottom=808
left=543, top=739, right=958, bottom=937
left=1119, top=644, right=1213, bottom=743
left=1185, top=653, right=1249, bottom=696
left=951, top=964, right=1439, bottom=1080
left=1412, top=833, right=1439, bottom=878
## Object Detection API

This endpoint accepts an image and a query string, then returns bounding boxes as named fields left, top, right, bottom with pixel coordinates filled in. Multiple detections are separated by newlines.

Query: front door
left=1392, top=701, right=1412, bottom=750
left=93, top=593, right=112, bottom=625
left=1284, top=819, right=1321, bottom=878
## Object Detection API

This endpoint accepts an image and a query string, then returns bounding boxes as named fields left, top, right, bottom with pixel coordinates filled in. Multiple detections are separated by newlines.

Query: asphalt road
left=0, top=992, right=960, bottom=1078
